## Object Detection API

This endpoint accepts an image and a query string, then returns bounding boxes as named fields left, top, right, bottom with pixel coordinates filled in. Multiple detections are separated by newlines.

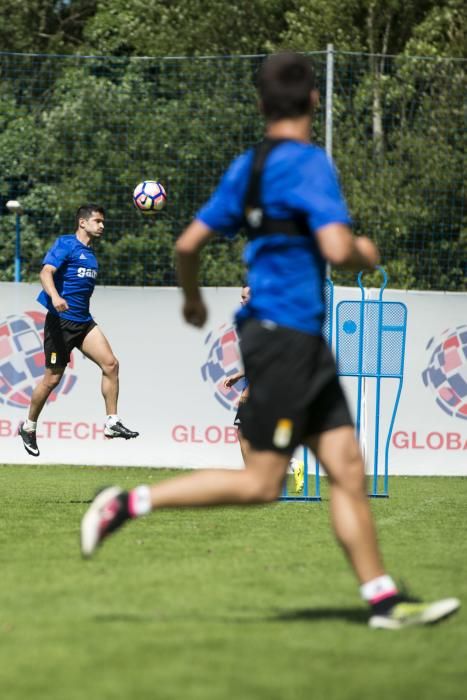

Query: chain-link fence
left=0, top=50, right=465, bottom=290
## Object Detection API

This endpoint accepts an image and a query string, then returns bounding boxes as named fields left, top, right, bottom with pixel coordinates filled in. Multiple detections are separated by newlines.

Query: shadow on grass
left=93, top=606, right=368, bottom=626
left=270, top=607, right=368, bottom=625
left=43, top=499, right=93, bottom=504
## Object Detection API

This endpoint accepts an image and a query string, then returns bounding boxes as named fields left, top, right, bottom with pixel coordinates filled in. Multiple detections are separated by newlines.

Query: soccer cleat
left=19, top=422, right=40, bottom=457
left=80, top=486, right=129, bottom=557
left=104, top=421, right=139, bottom=440
left=292, top=459, right=304, bottom=493
left=369, top=597, right=460, bottom=629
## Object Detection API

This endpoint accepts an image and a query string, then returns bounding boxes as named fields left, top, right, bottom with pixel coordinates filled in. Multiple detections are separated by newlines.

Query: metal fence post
left=325, top=44, right=334, bottom=280
left=325, top=43, right=334, bottom=160
left=6, top=200, right=23, bottom=282
left=15, top=214, right=22, bottom=282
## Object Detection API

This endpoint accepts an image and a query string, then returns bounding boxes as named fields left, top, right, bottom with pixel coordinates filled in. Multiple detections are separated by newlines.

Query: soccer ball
left=133, top=181, right=167, bottom=214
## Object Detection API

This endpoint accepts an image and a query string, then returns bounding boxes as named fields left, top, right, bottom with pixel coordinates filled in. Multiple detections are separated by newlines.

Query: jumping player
left=19, top=204, right=139, bottom=456
left=80, top=55, right=459, bottom=629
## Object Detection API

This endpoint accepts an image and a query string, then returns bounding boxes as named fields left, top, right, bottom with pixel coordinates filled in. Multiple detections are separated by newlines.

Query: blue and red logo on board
left=422, top=325, right=467, bottom=420
left=201, top=323, right=246, bottom=412
left=0, top=311, right=78, bottom=408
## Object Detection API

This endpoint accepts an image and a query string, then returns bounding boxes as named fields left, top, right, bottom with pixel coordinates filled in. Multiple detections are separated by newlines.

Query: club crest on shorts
left=50, top=352, right=57, bottom=365
left=273, top=418, right=293, bottom=448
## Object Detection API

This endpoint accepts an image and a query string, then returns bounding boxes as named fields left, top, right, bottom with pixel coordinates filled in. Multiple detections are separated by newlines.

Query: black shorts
left=43, top=313, right=96, bottom=368
left=238, top=319, right=353, bottom=454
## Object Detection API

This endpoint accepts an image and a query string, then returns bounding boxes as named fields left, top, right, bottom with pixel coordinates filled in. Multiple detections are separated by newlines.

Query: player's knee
left=104, top=356, right=119, bottom=376
left=261, top=480, right=283, bottom=502
left=44, top=373, right=63, bottom=390
left=336, top=453, right=366, bottom=496
left=241, top=471, right=281, bottom=503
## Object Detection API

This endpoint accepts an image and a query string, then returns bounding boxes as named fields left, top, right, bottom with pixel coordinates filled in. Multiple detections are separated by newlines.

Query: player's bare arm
left=176, top=219, right=214, bottom=327
left=315, top=223, right=380, bottom=271
left=39, top=264, right=69, bottom=312
left=223, top=371, right=245, bottom=389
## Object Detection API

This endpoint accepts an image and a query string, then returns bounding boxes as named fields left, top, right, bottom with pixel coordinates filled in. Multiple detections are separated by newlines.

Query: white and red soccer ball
left=133, top=181, right=167, bottom=214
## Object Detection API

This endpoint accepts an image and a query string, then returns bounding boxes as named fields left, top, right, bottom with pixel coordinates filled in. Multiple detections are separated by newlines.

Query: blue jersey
left=37, top=235, right=98, bottom=322
left=197, top=140, right=351, bottom=334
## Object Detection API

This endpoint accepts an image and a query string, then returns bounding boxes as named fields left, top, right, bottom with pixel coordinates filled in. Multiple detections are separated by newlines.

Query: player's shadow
left=268, top=607, right=368, bottom=625
left=94, top=607, right=368, bottom=626
left=94, top=613, right=160, bottom=624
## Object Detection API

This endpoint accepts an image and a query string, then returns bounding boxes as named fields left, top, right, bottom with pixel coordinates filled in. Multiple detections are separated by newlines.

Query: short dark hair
left=75, top=204, right=105, bottom=230
left=257, top=52, right=316, bottom=121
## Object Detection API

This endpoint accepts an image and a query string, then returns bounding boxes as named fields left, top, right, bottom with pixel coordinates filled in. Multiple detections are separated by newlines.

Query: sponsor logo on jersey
left=77, top=267, right=97, bottom=279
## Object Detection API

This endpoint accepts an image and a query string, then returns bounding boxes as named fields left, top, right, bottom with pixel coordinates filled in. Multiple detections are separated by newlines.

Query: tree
left=0, top=1, right=98, bottom=53
left=403, top=0, right=465, bottom=57
left=1, top=52, right=261, bottom=285
left=0, top=1, right=464, bottom=289
left=84, top=0, right=287, bottom=57
left=278, top=0, right=465, bottom=290
left=281, top=0, right=442, bottom=149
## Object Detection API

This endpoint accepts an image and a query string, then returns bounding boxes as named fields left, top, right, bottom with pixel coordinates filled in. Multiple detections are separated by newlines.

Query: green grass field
left=0, top=465, right=466, bottom=700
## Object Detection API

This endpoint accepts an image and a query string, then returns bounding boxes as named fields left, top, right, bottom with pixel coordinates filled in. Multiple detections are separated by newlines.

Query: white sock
left=106, top=414, right=119, bottom=427
left=360, top=575, right=398, bottom=604
left=24, top=419, right=37, bottom=432
left=128, top=485, right=152, bottom=518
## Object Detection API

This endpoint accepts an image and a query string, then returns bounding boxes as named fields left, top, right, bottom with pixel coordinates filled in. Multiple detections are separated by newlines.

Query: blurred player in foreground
left=81, top=54, right=459, bottom=629
left=19, top=204, right=139, bottom=457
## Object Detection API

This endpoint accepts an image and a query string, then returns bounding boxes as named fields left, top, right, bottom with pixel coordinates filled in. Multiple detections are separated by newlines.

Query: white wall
left=0, top=282, right=465, bottom=475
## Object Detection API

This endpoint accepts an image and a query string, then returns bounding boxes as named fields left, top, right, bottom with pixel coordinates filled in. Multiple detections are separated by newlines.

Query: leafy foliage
left=0, top=1, right=465, bottom=290
left=83, top=0, right=288, bottom=57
